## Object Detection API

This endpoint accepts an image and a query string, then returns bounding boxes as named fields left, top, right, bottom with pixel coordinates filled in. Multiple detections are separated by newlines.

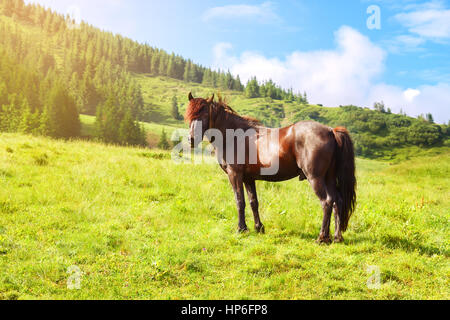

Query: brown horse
left=185, top=93, right=356, bottom=244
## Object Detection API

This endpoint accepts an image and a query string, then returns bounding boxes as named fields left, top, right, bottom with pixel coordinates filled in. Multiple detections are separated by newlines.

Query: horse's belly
left=250, top=129, right=301, bottom=181
left=246, top=155, right=302, bottom=182
left=256, top=172, right=301, bottom=182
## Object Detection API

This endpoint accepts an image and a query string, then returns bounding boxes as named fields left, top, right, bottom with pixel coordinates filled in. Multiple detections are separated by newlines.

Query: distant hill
left=130, top=74, right=450, bottom=159
left=1, top=0, right=449, bottom=158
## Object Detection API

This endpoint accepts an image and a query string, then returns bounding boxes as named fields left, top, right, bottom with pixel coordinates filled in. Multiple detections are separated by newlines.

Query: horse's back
left=248, top=121, right=334, bottom=181
left=291, top=121, right=336, bottom=178
left=292, top=121, right=333, bottom=141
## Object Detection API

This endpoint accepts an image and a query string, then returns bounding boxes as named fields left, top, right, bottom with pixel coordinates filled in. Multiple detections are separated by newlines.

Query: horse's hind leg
left=244, top=179, right=265, bottom=233
left=325, top=177, right=344, bottom=243
left=310, top=177, right=333, bottom=244
left=333, top=194, right=345, bottom=243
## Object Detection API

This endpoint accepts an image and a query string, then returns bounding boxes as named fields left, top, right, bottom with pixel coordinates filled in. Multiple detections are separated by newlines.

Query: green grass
left=0, top=133, right=448, bottom=300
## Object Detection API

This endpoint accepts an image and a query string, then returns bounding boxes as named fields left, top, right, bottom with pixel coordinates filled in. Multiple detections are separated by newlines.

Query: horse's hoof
left=334, top=236, right=344, bottom=243
left=238, top=226, right=249, bottom=234
left=316, top=236, right=332, bottom=245
left=256, top=224, right=265, bottom=234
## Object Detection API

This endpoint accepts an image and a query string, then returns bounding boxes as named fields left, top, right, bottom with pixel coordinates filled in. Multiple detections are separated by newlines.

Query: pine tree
left=211, top=72, right=218, bottom=88
left=18, top=99, right=35, bottom=134
left=219, top=72, right=228, bottom=90
left=183, top=61, right=192, bottom=82
left=171, top=95, right=181, bottom=120
left=287, top=88, right=294, bottom=102
left=245, top=77, right=260, bottom=98
left=157, top=129, right=170, bottom=150
left=38, top=105, right=52, bottom=136
left=95, top=94, right=119, bottom=143
left=0, top=82, right=7, bottom=107
left=150, top=52, right=159, bottom=75
left=167, top=54, right=175, bottom=78
left=233, top=75, right=243, bottom=91
left=0, top=94, right=21, bottom=132
left=118, top=110, right=143, bottom=145
left=374, top=101, right=386, bottom=113
left=225, top=71, right=233, bottom=90
left=3, top=0, right=14, bottom=16
left=259, top=83, right=267, bottom=98
left=202, top=69, right=212, bottom=87
left=158, top=53, right=167, bottom=76
left=266, top=80, right=276, bottom=99
left=190, top=64, right=199, bottom=83
left=45, top=83, right=80, bottom=138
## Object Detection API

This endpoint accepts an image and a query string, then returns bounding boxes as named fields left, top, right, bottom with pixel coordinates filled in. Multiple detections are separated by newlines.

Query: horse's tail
left=333, top=127, right=357, bottom=232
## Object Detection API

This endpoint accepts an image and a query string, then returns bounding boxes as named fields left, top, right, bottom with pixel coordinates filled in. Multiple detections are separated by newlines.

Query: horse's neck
left=215, top=111, right=254, bottom=133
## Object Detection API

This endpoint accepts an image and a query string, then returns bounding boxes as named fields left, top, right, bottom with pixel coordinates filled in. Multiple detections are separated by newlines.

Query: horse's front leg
left=244, top=179, right=265, bottom=233
left=228, top=171, right=248, bottom=233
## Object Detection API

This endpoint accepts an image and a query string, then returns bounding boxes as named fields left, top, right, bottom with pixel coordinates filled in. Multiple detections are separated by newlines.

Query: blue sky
left=26, top=0, right=450, bottom=123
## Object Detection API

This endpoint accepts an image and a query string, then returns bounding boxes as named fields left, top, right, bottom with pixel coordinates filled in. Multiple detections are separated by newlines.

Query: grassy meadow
left=0, top=133, right=449, bottom=300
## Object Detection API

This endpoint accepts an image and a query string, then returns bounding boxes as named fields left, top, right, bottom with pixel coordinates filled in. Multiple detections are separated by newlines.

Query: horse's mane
left=184, top=98, right=206, bottom=123
left=217, top=100, right=262, bottom=127
left=185, top=94, right=261, bottom=127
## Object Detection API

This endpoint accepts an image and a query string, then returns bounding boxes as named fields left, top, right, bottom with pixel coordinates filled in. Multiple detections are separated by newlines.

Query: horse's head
left=185, top=92, right=215, bottom=148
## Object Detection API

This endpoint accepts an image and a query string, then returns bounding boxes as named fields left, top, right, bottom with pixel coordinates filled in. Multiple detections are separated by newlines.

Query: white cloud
left=396, top=34, right=426, bottom=48
left=213, top=26, right=450, bottom=123
left=367, top=83, right=450, bottom=122
left=202, top=1, right=281, bottom=24
left=214, top=26, right=386, bottom=108
left=395, top=1, right=450, bottom=40
left=24, top=0, right=133, bottom=34
left=403, top=88, right=421, bottom=102
left=213, top=42, right=237, bottom=68
left=383, top=35, right=426, bottom=54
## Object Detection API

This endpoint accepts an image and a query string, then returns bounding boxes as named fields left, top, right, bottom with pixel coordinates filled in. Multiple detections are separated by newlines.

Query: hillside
left=0, top=0, right=449, bottom=159
left=0, top=133, right=448, bottom=299
left=130, top=74, right=450, bottom=159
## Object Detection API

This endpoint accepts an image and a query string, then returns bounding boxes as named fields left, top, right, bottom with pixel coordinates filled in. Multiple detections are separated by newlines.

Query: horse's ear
left=188, top=92, right=194, bottom=101
left=207, top=94, right=215, bottom=104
